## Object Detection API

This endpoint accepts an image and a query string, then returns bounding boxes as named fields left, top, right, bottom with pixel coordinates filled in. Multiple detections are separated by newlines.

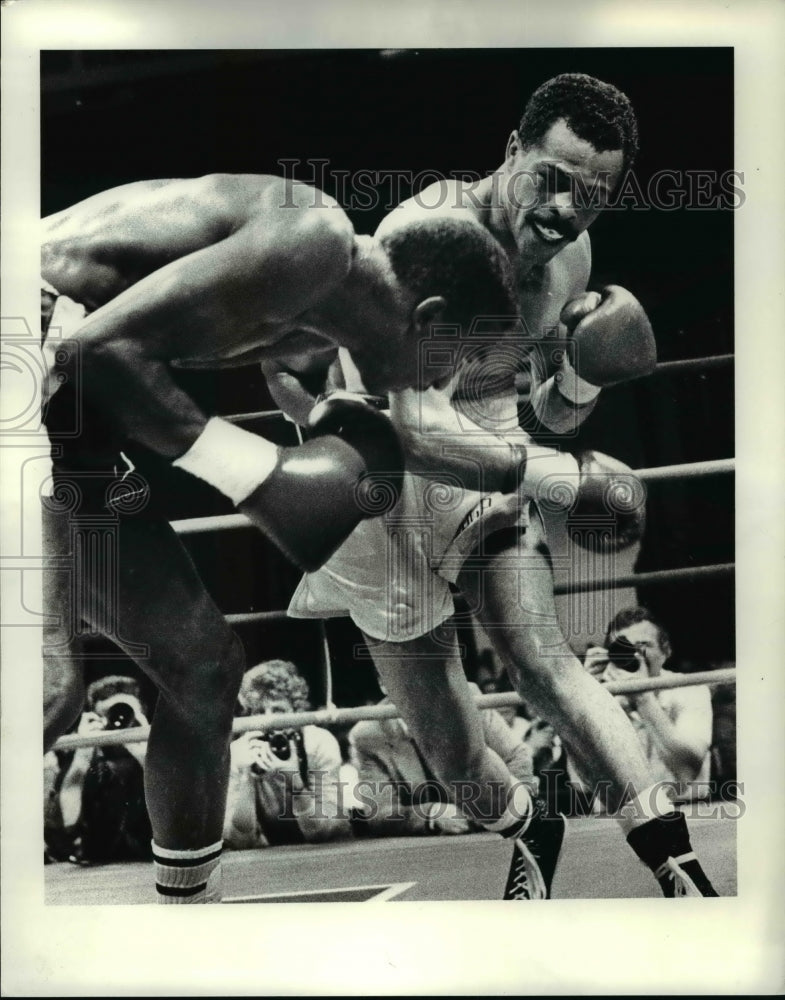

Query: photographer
left=48, top=675, right=152, bottom=864
left=580, top=608, right=712, bottom=800
left=223, top=661, right=351, bottom=849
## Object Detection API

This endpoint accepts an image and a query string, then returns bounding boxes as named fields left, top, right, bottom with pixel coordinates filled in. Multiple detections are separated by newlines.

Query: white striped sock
left=153, top=840, right=223, bottom=904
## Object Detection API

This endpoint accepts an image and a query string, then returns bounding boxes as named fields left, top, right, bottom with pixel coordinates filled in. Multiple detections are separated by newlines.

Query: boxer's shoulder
left=376, top=179, right=487, bottom=236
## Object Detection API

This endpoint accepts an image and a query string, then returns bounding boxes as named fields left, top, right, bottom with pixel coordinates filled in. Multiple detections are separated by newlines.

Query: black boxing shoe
left=654, top=852, right=719, bottom=897
left=626, top=811, right=720, bottom=898
left=502, top=798, right=566, bottom=900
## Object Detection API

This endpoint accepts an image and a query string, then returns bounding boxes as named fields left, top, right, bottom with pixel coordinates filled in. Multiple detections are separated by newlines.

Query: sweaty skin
left=39, top=173, right=432, bottom=864
left=378, top=174, right=595, bottom=486
left=292, top=122, right=658, bottom=829
left=42, top=173, right=426, bottom=460
left=372, top=136, right=657, bottom=817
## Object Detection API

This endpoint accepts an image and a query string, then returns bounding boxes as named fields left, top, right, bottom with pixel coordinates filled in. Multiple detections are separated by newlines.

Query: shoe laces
left=508, top=838, right=546, bottom=900
left=655, top=852, right=700, bottom=897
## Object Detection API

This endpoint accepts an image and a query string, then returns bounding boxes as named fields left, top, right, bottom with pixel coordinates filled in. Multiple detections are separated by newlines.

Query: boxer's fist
left=307, top=393, right=402, bottom=480
left=560, top=285, right=656, bottom=387
left=239, top=397, right=404, bottom=572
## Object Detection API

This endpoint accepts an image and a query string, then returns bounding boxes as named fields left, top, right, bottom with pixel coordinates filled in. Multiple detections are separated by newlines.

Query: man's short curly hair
left=519, top=73, right=639, bottom=172
left=380, top=217, right=516, bottom=334
left=238, top=660, right=311, bottom=715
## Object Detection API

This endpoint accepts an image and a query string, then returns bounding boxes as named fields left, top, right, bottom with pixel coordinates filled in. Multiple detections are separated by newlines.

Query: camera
left=104, top=701, right=138, bottom=729
left=262, top=729, right=297, bottom=761
left=606, top=636, right=641, bottom=673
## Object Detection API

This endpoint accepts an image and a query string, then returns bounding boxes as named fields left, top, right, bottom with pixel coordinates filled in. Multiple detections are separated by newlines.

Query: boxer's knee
left=156, top=628, right=245, bottom=729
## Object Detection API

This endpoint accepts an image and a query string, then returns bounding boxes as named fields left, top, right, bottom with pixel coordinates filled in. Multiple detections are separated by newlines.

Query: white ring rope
left=53, top=668, right=736, bottom=751
left=169, top=458, right=735, bottom=538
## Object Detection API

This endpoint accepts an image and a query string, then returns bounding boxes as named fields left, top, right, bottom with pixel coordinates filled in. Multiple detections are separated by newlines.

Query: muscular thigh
left=42, top=503, right=235, bottom=686
left=362, top=626, right=486, bottom=754
left=456, top=518, right=565, bottom=690
left=458, top=516, right=558, bottom=626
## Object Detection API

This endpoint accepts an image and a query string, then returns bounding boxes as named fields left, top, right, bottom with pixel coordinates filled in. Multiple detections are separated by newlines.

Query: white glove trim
left=172, top=417, right=279, bottom=506
left=556, top=356, right=602, bottom=405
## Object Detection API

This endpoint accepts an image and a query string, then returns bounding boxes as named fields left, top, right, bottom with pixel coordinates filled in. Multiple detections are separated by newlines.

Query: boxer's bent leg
left=361, top=625, right=522, bottom=825
left=457, top=521, right=654, bottom=815
left=459, top=523, right=720, bottom=895
left=120, top=520, right=244, bottom=851
left=48, top=508, right=245, bottom=851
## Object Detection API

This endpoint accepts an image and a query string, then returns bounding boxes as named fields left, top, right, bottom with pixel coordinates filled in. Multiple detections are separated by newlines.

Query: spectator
left=477, top=675, right=530, bottom=741
left=478, top=678, right=569, bottom=815
left=581, top=607, right=713, bottom=801
left=223, top=660, right=351, bottom=849
left=349, top=680, right=535, bottom=837
left=46, top=675, right=152, bottom=864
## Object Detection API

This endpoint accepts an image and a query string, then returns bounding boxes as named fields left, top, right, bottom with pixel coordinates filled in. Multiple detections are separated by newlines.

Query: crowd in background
left=44, top=605, right=736, bottom=865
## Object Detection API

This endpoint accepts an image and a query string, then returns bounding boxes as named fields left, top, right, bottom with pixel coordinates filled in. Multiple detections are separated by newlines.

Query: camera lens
left=607, top=637, right=640, bottom=673
left=105, top=702, right=136, bottom=729
left=266, top=730, right=292, bottom=760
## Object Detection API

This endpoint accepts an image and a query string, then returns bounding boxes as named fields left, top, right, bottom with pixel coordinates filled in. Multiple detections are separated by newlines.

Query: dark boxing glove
left=557, top=286, right=656, bottom=405
left=238, top=396, right=404, bottom=571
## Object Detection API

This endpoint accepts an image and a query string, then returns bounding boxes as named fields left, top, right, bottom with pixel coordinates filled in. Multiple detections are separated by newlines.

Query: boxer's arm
left=261, top=361, right=322, bottom=426
left=60, top=211, right=353, bottom=458
left=389, top=385, right=572, bottom=494
left=528, top=235, right=599, bottom=435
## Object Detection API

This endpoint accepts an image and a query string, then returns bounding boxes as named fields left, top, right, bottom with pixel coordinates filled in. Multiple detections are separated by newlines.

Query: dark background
left=41, top=48, right=735, bottom=707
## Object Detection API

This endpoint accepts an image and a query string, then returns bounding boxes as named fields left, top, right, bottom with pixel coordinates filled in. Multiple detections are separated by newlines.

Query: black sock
left=626, top=811, right=718, bottom=895
left=626, top=810, right=692, bottom=871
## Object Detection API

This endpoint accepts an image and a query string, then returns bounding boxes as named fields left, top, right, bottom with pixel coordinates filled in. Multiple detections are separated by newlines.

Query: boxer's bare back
left=41, top=174, right=352, bottom=370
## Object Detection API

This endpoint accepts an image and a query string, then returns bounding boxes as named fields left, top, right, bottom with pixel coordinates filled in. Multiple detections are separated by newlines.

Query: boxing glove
left=557, top=285, right=656, bottom=403
left=520, top=446, right=646, bottom=552
left=238, top=397, right=405, bottom=571
left=568, top=449, right=646, bottom=551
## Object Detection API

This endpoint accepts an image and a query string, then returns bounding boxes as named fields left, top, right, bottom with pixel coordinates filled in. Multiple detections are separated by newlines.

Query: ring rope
left=219, top=354, right=735, bottom=425
left=169, top=457, right=735, bottom=537
left=553, top=562, right=734, bottom=596
left=224, top=610, right=294, bottom=626
left=651, top=353, right=733, bottom=375
left=636, top=458, right=734, bottom=482
left=224, top=563, right=735, bottom=628
left=171, top=512, right=250, bottom=535
left=218, top=563, right=735, bottom=629
left=223, top=409, right=288, bottom=424
left=52, top=668, right=736, bottom=752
